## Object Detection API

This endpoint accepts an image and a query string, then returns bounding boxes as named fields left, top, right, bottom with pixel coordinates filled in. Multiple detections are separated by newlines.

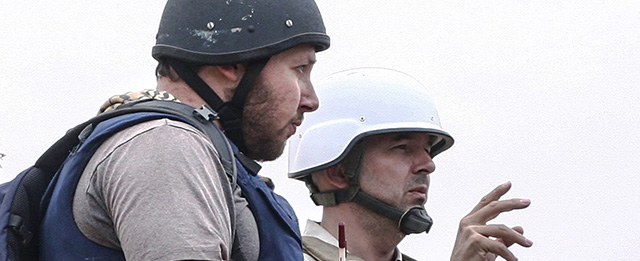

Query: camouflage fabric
left=98, top=89, right=179, bottom=114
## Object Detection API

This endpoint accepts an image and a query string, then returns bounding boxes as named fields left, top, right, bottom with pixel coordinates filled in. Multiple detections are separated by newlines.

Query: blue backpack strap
left=42, top=111, right=199, bottom=260
left=41, top=101, right=237, bottom=260
left=39, top=100, right=236, bottom=215
left=41, top=112, right=168, bottom=260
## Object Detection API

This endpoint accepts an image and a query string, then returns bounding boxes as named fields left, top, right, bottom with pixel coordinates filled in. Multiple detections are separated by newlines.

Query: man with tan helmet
left=289, top=68, right=532, bottom=261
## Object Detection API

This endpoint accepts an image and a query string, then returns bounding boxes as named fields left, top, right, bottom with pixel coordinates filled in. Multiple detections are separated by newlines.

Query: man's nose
left=300, top=81, right=319, bottom=112
left=414, top=149, right=436, bottom=174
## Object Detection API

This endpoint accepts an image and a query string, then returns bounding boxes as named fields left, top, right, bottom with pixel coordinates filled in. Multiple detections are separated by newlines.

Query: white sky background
left=1, top=1, right=639, bottom=260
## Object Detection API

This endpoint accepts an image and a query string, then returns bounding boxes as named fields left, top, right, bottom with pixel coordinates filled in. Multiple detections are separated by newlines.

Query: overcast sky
left=2, top=1, right=639, bottom=260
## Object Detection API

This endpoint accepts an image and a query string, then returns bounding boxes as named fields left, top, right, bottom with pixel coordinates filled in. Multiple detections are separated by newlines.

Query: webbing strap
left=353, top=192, right=433, bottom=234
left=166, top=58, right=269, bottom=154
left=166, top=59, right=225, bottom=109
left=35, top=100, right=237, bottom=192
left=216, top=59, right=269, bottom=153
left=309, top=187, right=358, bottom=207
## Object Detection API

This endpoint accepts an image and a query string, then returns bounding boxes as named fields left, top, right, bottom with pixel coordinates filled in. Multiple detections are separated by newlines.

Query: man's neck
left=321, top=204, right=405, bottom=261
left=157, top=78, right=207, bottom=108
left=156, top=79, right=224, bottom=129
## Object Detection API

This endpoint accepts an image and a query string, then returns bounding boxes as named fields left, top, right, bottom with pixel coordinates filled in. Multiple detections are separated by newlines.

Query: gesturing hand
left=450, top=181, right=533, bottom=261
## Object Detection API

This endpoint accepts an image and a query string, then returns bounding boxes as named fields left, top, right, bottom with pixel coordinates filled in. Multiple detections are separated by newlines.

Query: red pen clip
left=339, top=222, right=347, bottom=261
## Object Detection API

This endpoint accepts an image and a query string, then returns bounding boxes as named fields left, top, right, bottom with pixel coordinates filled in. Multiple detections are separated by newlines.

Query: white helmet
left=288, top=67, right=454, bottom=180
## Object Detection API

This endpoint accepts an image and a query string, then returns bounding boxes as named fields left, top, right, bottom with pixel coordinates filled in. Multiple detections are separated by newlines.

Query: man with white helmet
left=289, top=68, right=533, bottom=261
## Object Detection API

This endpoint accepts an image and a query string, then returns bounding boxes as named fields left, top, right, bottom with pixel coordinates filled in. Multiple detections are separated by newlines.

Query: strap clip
left=193, top=105, right=220, bottom=122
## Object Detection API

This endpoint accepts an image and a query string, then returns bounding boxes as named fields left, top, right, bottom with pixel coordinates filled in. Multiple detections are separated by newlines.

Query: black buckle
left=8, top=214, right=33, bottom=245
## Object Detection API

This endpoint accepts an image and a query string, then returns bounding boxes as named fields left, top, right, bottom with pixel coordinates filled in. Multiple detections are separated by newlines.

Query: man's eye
left=394, top=144, right=408, bottom=150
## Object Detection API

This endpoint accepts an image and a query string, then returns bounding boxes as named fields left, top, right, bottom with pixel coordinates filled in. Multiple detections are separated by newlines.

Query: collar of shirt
left=303, top=220, right=404, bottom=261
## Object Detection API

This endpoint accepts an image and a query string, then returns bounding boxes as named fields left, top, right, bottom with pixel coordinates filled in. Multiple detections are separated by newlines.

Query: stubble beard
left=241, top=76, right=289, bottom=161
left=354, top=201, right=406, bottom=243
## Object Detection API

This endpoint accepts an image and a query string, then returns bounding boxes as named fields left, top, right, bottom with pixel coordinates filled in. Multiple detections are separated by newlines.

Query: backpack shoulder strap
left=37, top=99, right=236, bottom=184
left=1, top=100, right=236, bottom=261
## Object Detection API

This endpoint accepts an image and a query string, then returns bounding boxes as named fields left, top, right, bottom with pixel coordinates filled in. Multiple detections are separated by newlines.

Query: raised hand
left=450, top=181, right=533, bottom=261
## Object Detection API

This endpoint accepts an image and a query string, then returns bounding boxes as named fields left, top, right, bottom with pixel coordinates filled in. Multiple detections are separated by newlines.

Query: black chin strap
left=307, top=139, right=433, bottom=234
left=166, top=58, right=269, bottom=153
left=309, top=187, right=433, bottom=234
left=353, top=191, right=433, bottom=234
left=166, top=58, right=224, bottom=109
left=216, top=58, right=268, bottom=153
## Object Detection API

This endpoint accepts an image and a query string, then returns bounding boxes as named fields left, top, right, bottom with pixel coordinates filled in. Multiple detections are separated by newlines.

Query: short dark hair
left=155, top=58, right=204, bottom=81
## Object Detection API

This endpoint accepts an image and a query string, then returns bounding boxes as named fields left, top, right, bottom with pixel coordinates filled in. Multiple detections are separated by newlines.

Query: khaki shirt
left=302, top=220, right=415, bottom=261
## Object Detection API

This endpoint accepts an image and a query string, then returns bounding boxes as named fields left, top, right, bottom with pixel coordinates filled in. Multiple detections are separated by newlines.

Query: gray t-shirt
left=73, top=118, right=259, bottom=260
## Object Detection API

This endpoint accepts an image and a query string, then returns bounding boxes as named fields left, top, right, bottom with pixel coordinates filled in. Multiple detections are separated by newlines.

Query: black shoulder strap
left=35, top=99, right=237, bottom=184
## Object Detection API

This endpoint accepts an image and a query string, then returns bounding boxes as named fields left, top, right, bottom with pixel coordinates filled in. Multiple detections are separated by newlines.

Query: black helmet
left=151, top=0, right=330, bottom=156
left=152, top=0, right=330, bottom=65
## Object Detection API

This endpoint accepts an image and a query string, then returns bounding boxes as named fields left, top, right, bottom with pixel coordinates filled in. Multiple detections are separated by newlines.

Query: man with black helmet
left=289, top=68, right=533, bottom=261
left=39, top=0, right=329, bottom=260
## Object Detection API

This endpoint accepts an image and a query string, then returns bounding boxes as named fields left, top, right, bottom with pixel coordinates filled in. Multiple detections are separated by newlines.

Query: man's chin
left=250, top=142, right=287, bottom=161
left=406, top=193, right=427, bottom=206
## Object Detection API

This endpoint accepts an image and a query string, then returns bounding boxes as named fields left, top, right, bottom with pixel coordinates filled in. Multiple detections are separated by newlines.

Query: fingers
left=483, top=238, right=517, bottom=261
left=512, top=226, right=524, bottom=235
left=485, top=252, right=497, bottom=261
left=501, top=226, right=525, bottom=247
left=454, top=232, right=518, bottom=261
left=474, top=225, right=533, bottom=248
left=452, top=182, right=532, bottom=261
left=482, top=225, right=532, bottom=261
left=469, top=198, right=531, bottom=223
left=469, top=181, right=512, bottom=215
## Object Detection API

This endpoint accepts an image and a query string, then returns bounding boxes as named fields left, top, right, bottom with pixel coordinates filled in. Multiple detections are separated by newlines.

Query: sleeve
left=93, top=119, right=235, bottom=261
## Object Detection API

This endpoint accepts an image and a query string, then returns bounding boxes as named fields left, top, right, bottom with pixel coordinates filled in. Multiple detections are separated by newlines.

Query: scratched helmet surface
left=152, top=0, right=330, bottom=65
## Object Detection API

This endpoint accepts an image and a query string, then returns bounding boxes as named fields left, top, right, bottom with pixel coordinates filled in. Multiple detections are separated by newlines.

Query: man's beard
left=241, top=76, right=289, bottom=161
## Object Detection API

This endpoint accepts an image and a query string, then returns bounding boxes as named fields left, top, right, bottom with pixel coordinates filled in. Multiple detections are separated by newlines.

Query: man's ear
left=216, top=63, right=246, bottom=83
left=324, top=163, right=350, bottom=189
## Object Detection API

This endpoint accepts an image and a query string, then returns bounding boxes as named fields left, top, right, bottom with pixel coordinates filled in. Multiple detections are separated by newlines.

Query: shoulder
left=92, top=118, right=221, bottom=164
left=80, top=117, right=232, bottom=210
left=75, top=119, right=237, bottom=260
left=109, top=118, right=212, bottom=147
left=301, top=221, right=342, bottom=261
left=90, top=117, right=227, bottom=185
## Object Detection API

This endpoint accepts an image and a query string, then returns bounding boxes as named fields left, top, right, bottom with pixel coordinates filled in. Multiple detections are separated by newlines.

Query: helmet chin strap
left=166, top=58, right=269, bottom=154
left=307, top=139, right=433, bottom=234
left=352, top=190, right=433, bottom=234
left=307, top=139, right=434, bottom=234
left=308, top=187, right=432, bottom=234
